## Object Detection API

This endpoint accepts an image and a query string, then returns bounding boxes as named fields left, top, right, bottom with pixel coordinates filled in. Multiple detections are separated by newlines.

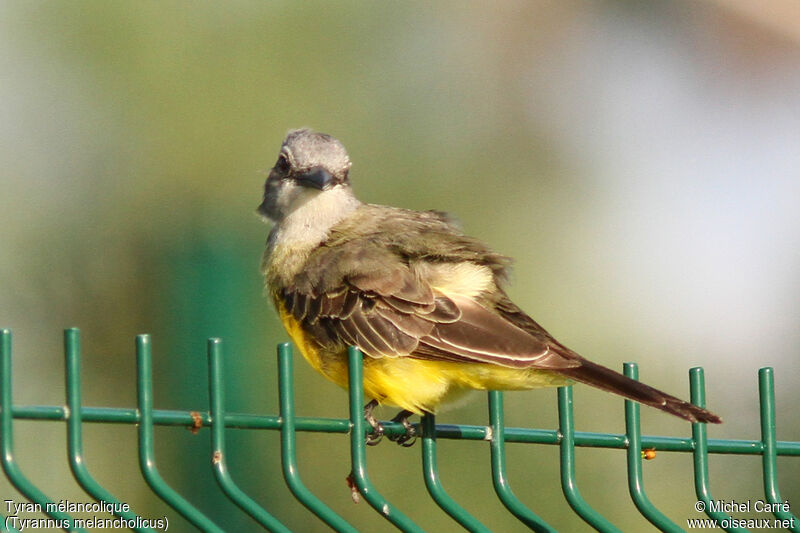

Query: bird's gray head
left=258, top=129, right=353, bottom=222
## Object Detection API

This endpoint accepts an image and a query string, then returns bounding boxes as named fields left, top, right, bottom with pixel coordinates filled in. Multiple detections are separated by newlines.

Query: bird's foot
left=363, top=399, right=384, bottom=446
left=387, top=410, right=417, bottom=447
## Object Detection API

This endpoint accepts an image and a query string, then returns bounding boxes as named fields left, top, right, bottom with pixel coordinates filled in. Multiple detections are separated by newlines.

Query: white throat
left=269, top=186, right=361, bottom=252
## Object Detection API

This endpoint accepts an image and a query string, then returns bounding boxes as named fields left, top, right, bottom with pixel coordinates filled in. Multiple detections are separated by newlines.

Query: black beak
left=295, top=167, right=335, bottom=190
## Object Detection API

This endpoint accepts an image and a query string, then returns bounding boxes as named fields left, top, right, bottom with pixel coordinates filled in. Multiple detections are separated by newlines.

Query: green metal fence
left=1, top=328, right=798, bottom=532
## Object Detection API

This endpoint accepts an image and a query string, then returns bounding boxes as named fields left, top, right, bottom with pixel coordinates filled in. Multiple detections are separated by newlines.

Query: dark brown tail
left=557, top=358, right=722, bottom=424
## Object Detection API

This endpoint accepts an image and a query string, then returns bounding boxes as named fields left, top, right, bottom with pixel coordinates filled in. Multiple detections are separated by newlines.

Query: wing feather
left=420, top=296, right=461, bottom=322
left=278, top=213, right=575, bottom=367
left=338, top=310, right=382, bottom=355
left=336, top=317, right=358, bottom=346
left=306, top=293, right=323, bottom=323
left=284, top=267, right=577, bottom=369
left=340, top=290, right=360, bottom=319
left=375, top=306, right=434, bottom=338
left=384, top=296, right=429, bottom=314
left=350, top=307, right=396, bottom=356
left=320, top=290, right=347, bottom=316
left=271, top=204, right=721, bottom=423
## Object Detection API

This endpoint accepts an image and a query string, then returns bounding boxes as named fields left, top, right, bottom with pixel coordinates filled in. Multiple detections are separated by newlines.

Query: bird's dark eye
left=275, top=155, right=291, bottom=174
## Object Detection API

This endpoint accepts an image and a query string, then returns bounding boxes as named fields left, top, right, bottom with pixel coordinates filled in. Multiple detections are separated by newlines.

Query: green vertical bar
left=689, top=367, right=746, bottom=532
left=557, top=386, right=621, bottom=533
left=486, top=391, right=556, bottom=532
left=63, top=328, right=154, bottom=531
left=757, top=368, right=799, bottom=531
left=276, top=343, right=357, bottom=533
left=0, top=329, right=84, bottom=532
left=346, top=347, right=423, bottom=532
left=207, top=338, right=291, bottom=532
left=420, top=413, right=491, bottom=532
left=135, top=334, right=224, bottom=533
left=622, top=363, right=682, bottom=532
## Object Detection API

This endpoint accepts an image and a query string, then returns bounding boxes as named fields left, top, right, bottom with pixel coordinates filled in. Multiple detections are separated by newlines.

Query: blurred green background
left=1, top=1, right=798, bottom=531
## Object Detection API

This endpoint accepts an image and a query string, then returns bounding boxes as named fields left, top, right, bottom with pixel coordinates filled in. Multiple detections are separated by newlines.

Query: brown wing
left=278, top=204, right=721, bottom=423
left=415, top=293, right=575, bottom=368
left=283, top=263, right=575, bottom=369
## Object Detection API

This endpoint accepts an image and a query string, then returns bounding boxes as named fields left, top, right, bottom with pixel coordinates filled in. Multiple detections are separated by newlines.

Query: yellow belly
left=277, top=303, right=568, bottom=414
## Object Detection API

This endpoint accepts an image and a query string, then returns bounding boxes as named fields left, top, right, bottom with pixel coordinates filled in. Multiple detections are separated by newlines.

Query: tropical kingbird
left=258, top=129, right=721, bottom=441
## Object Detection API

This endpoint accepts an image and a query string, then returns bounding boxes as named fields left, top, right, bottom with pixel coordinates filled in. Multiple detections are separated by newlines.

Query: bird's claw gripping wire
left=363, top=401, right=418, bottom=446
left=387, top=410, right=417, bottom=447
left=363, top=399, right=384, bottom=446
left=351, top=403, right=416, bottom=503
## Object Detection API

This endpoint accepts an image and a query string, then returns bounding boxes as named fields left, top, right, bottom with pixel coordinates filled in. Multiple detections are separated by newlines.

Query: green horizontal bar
left=9, top=407, right=339, bottom=431
left=10, top=405, right=799, bottom=456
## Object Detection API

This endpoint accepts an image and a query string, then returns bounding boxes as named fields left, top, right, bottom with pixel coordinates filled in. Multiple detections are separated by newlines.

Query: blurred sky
left=1, top=2, right=798, bottom=531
